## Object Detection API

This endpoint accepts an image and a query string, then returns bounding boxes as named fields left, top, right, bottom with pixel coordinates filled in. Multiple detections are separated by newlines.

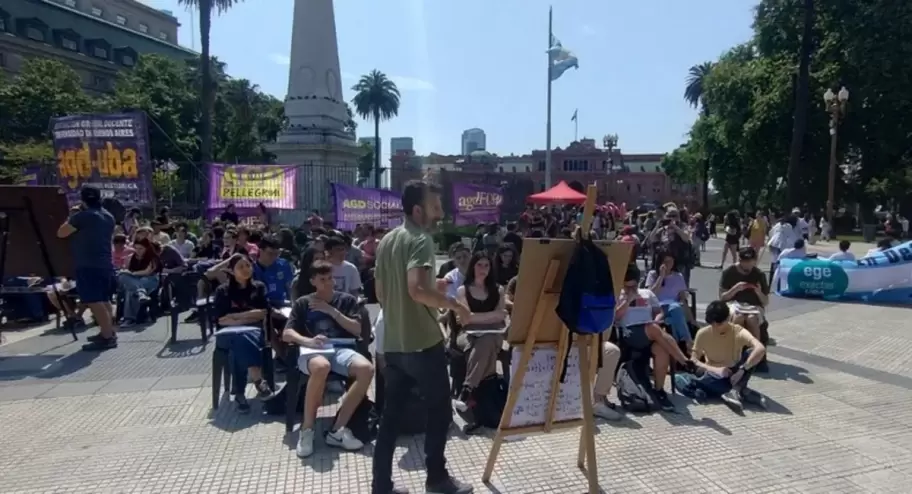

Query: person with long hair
left=452, top=252, right=507, bottom=433
left=493, top=245, right=519, bottom=286
left=117, top=237, right=161, bottom=327
left=721, top=211, right=742, bottom=269
left=212, top=254, right=274, bottom=413
left=291, top=247, right=326, bottom=300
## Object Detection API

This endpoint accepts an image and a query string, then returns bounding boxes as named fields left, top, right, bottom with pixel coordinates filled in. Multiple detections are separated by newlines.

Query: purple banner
left=331, top=183, right=403, bottom=230
left=18, top=166, right=42, bottom=186
left=207, top=164, right=297, bottom=210
left=451, top=183, right=503, bottom=226
left=51, top=112, right=152, bottom=205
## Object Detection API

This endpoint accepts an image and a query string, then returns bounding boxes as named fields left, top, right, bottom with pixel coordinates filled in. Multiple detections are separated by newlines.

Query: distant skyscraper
left=358, top=136, right=381, bottom=157
left=390, top=137, right=414, bottom=155
left=461, top=128, right=486, bottom=155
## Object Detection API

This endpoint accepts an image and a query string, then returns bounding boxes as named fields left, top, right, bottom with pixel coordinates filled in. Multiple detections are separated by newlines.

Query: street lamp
left=823, top=86, right=849, bottom=224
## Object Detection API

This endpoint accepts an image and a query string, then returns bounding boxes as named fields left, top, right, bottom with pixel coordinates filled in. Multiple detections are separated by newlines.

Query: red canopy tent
left=527, top=181, right=588, bottom=204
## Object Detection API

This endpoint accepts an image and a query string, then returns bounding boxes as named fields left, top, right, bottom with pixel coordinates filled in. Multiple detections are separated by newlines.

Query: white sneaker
left=325, top=427, right=364, bottom=451
left=593, top=401, right=622, bottom=421
left=453, top=398, right=469, bottom=412
left=296, top=428, right=315, bottom=458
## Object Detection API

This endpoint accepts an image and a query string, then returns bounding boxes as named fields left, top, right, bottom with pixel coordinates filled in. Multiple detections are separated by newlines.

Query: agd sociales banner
left=331, top=183, right=403, bottom=230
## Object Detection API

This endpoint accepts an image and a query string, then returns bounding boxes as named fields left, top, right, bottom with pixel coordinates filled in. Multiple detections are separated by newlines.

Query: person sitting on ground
left=451, top=252, right=508, bottom=432
left=283, top=260, right=374, bottom=457
left=117, top=238, right=161, bottom=328
left=690, top=301, right=767, bottom=410
left=778, top=238, right=808, bottom=259
left=616, top=263, right=696, bottom=411
left=828, top=240, right=856, bottom=262
left=644, top=250, right=697, bottom=351
left=212, top=254, right=275, bottom=413
left=718, top=247, right=770, bottom=372
left=325, top=236, right=362, bottom=296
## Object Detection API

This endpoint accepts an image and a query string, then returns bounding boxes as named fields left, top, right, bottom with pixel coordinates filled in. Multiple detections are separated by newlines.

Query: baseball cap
left=80, top=186, right=101, bottom=203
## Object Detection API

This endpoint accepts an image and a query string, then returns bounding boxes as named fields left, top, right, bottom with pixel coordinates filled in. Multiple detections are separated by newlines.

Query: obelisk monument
left=268, top=0, right=360, bottom=219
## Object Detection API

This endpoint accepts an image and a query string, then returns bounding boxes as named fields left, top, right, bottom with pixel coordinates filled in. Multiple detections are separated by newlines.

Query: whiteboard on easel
left=506, top=345, right=583, bottom=428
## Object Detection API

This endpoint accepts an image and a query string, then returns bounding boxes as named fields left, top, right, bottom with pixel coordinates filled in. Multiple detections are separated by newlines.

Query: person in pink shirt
left=237, top=227, right=259, bottom=260
left=112, top=233, right=135, bottom=270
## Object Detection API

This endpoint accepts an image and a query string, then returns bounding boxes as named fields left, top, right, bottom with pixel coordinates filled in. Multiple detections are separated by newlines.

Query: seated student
left=718, top=247, right=769, bottom=370
left=237, top=227, right=259, bottom=261
left=185, top=228, right=248, bottom=323
left=451, top=253, right=508, bottom=431
left=282, top=260, right=374, bottom=458
left=778, top=238, right=808, bottom=259
left=644, top=250, right=697, bottom=349
left=828, top=240, right=856, bottom=261
left=253, top=236, right=295, bottom=304
left=616, top=263, right=695, bottom=411
left=325, top=236, right=362, bottom=296
left=191, top=231, right=219, bottom=260
left=112, top=234, right=134, bottom=270
left=690, top=301, right=767, bottom=410
left=440, top=244, right=471, bottom=299
left=117, top=238, right=161, bottom=328
left=212, top=254, right=275, bottom=413
left=436, top=241, right=465, bottom=279
left=291, top=247, right=325, bottom=300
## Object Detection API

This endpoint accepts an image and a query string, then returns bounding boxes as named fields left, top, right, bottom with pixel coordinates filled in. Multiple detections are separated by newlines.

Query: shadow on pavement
left=0, top=350, right=101, bottom=381
left=156, top=340, right=206, bottom=359
left=760, top=361, right=813, bottom=384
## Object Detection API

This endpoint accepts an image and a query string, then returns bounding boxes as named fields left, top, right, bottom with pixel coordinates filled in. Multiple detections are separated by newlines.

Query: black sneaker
left=235, top=395, right=251, bottom=413
left=739, top=388, right=767, bottom=409
left=426, top=475, right=474, bottom=494
left=654, top=389, right=676, bottom=412
left=86, top=333, right=117, bottom=343
left=721, top=390, right=743, bottom=411
left=254, top=379, right=274, bottom=399
left=184, top=311, right=200, bottom=323
left=81, top=336, right=117, bottom=351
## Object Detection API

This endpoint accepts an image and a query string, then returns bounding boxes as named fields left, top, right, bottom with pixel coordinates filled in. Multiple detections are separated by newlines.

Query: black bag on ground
left=472, top=374, right=508, bottom=429
left=616, top=360, right=659, bottom=413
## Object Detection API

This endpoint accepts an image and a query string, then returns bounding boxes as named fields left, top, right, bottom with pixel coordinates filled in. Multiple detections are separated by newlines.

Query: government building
left=0, top=0, right=196, bottom=94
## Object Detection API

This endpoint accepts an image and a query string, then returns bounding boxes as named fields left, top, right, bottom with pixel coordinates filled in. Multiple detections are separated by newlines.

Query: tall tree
left=684, top=61, right=713, bottom=208
left=785, top=0, right=814, bottom=208
left=177, top=0, right=243, bottom=168
left=351, top=70, right=400, bottom=188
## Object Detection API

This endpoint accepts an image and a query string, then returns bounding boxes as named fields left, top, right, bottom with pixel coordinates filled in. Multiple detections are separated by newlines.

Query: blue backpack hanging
left=555, top=236, right=617, bottom=381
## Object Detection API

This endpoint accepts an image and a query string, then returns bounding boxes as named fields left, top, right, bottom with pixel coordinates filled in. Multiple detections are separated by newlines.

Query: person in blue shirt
left=253, top=236, right=295, bottom=304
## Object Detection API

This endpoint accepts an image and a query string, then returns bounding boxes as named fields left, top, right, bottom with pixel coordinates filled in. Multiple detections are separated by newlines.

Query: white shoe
left=453, top=398, right=469, bottom=412
left=593, top=401, right=622, bottom=421
left=296, top=428, right=315, bottom=458
left=325, top=427, right=364, bottom=451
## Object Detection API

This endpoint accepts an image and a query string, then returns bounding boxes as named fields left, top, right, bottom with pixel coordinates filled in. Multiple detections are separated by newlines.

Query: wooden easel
left=482, top=185, right=631, bottom=493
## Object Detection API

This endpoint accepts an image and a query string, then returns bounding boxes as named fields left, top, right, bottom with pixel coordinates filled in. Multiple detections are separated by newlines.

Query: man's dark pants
left=372, top=341, right=452, bottom=492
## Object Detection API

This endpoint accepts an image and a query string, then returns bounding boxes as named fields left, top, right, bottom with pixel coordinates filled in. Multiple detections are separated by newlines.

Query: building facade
left=461, top=127, right=486, bottom=155
left=389, top=136, right=413, bottom=155
left=390, top=139, right=702, bottom=210
left=0, top=0, right=194, bottom=94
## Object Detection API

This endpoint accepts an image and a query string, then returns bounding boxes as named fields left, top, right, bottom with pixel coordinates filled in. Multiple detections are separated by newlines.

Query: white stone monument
left=267, top=0, right=360, bottom=221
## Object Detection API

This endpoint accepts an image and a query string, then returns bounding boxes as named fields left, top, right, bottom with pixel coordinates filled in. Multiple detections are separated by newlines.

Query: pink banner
left=207, top=164, right=296, bottom=210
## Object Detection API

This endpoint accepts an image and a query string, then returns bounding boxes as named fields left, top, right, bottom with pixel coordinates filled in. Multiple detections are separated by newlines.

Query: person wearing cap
left=56, top=186, right=118, bottom=351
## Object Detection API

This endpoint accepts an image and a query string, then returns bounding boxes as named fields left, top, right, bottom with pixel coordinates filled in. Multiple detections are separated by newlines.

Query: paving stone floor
left=1, top=300, right=911, bottom=493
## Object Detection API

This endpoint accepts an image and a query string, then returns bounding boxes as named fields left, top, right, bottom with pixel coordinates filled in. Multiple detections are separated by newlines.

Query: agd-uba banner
left=451, top=183, right=503, bottom=226
left=331, top=183, right=403, bottom=230
left=51, top=112, right=152, bottom=205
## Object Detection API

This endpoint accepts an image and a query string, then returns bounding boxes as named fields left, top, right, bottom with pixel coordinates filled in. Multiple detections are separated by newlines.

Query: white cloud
left=581, top=24, right=597, bottom=36
left=268, top=57, right=434, bottom=92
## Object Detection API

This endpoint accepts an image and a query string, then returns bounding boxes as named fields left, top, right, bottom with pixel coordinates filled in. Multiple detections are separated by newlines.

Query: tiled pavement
left=2, top=297, right=912, bottom=492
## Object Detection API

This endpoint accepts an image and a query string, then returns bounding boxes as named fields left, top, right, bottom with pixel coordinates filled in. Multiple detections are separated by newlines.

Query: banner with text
left=207, top=164, right=297, bottom=211
left=775, top=241, right=912, bottom=304
left=51, top=112, right=152, bottom=205
left=331, top=183, right=403, bottom=230
left=451, top=183, right=503, bottom=226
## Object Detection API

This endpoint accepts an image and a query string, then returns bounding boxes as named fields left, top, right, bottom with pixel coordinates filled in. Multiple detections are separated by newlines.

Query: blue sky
left=145, top=0, right=756, bottom=160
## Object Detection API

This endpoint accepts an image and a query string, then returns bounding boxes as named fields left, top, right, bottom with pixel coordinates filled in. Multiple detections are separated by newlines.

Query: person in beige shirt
left=691, top=300, right=767, bottom=411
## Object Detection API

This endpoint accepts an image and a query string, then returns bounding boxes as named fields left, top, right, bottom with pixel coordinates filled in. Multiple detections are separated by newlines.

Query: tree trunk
left=700, top=106, right=710, bottom=211
left=786, top=0, right=814, bottom=208
left=373, top=111, right=381, bottom=188
left=199, top=0, right=214, bottom=166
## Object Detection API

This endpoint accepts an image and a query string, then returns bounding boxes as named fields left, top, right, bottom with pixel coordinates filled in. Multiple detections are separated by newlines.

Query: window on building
left=538, top=160, right=545, bottom=172
left=138, top=23, right=148, bottom=33
left=26, top=26, right=46, bottom=42
left=116, top=15, right=127, bottom=25
left=61, top=37, right=78, bottom=51
left=121, top=54, right=134, bottom=66
left=91, top=6, right=102, bottom=16
left=64, top=0, right=77, bottom=7
left=93, top=45, right=108, bottom=59
left=158, top=31, right=168, bottom=41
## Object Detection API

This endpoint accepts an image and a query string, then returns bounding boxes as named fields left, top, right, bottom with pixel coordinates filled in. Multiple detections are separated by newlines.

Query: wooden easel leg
left=482, top=432, right=503, bottom=482
left=576, top=335, right=600, bottom=493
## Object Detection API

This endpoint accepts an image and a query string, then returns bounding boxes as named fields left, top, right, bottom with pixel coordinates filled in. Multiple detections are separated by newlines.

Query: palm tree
left=351, top=70, right=400, bottom=188
left=684, top=61, right=713, bottom=208
left=786, top=0, right=815, bottom=209
left=178, top=0, right=242, bottom=166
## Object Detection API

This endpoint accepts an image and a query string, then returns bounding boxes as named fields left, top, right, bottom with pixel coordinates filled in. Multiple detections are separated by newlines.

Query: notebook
left=299, top=343, right=335, bottom=356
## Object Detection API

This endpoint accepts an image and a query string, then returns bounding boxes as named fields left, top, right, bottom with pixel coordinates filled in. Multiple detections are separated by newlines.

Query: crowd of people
left=42, top=181, right=893, bottom=494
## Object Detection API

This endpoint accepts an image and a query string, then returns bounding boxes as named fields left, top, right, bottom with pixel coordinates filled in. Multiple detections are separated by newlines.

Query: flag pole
left=574, top=110, right=578, bottom=142
left=545, top=6, right=553, bottom=189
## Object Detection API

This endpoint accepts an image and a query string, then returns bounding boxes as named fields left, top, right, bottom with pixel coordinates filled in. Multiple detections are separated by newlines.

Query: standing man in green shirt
left=371, top=180, right=473, bottom=494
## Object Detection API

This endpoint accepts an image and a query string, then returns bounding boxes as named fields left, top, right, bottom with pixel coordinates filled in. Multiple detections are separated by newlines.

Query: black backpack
left=616, top=360, right=659, bottom=413
left=555, top=237, right=617, bottom=381
left=472, top=374, right=508, bottom=429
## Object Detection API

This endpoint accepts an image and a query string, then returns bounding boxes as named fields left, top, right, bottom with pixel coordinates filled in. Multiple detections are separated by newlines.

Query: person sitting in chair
left=282, top=260, right=375, bottom=458
left=690, top=301, right=767, bottom=410
left=644, top=250, right=698, bottom=350
left=616, top=263, right=695, bottom=412
left=451, top=252, right=508, bottom=432
left=117, top=238, right=161, bottom=328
